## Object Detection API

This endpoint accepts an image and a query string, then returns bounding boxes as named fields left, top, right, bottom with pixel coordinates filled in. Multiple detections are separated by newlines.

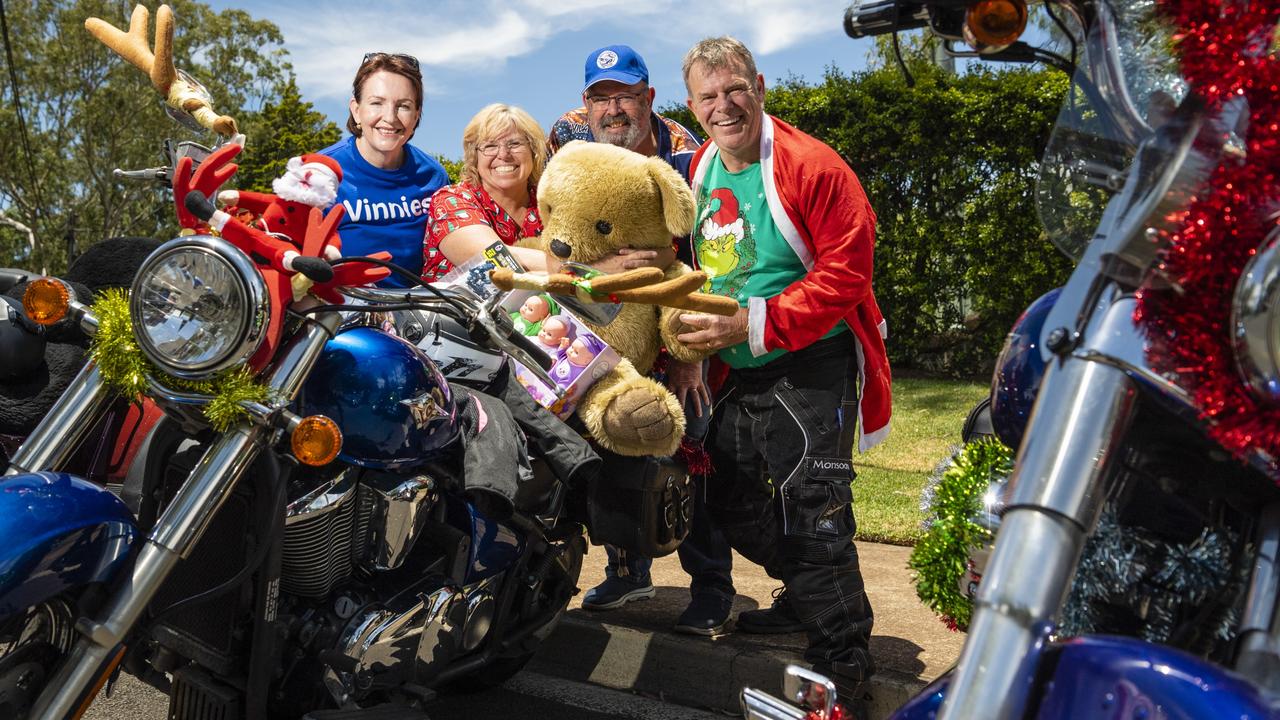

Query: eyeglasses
left=361, top=52, right=420, bottom=70
left=585, top=91, right=645, bottom=110
left=477, top=139, right=530, bottom=157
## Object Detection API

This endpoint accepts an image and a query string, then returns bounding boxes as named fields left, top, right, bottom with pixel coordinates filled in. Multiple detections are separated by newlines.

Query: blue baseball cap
left=583, top=45, right=649, bottom=92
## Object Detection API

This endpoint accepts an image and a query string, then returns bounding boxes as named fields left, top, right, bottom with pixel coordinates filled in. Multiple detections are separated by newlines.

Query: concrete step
left=530, top=542, right=964, bottom=719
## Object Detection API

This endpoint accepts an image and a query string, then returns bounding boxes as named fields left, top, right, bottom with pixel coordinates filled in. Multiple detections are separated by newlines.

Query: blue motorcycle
left=0, top=233, right=627, bottom=719
left=746, top=0, right=1280, bottom=718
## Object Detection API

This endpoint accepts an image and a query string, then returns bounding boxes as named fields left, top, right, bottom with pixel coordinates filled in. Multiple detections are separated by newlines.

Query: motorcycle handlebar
left=485, top=298, right=553, bottom=371
left=114, top=167, right=171, bottom=185
left=339, top=281, right=555, bottom=373
left=844, top=0, right=932, bottom=38
left=0, top=268, right=39, bottom=295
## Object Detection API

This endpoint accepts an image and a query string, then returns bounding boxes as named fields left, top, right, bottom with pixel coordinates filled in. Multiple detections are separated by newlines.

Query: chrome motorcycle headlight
left=1232, top=227, right=1280, bottom=403
left=129, top=236, right=270, bottom=379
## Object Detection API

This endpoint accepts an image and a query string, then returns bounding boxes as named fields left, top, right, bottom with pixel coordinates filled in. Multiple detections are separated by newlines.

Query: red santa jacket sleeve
left=760, top=166, right=877, bottom=353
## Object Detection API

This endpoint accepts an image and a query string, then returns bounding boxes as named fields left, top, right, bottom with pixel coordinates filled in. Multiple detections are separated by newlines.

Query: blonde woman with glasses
left=319, top=52, right=450, bottom=286
left=423, top=103, right=657, bottom=281
left=423, top=104, right=551, bottom=281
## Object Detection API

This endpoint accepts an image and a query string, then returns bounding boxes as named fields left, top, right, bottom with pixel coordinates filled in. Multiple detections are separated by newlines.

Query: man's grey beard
left=593, top=112, right=645, bottom=151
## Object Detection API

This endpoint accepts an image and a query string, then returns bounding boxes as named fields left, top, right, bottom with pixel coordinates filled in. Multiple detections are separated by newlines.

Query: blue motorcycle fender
left=0, top=472, right=139, bottom=620
left=889, top=635, right=1273, bottom=719
left=445, top=496, right=525, bottom=585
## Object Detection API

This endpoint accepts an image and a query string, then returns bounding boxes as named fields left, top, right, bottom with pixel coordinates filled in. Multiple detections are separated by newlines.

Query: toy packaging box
left=439, top=243, right=619, bottom=419
left=437, top=241, right=524, bottom=301
left=503, top=289, right=619, bottom=420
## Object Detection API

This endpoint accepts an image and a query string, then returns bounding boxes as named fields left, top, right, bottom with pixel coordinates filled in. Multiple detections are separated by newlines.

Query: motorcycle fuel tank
left=299, top=327, right=460, bottom=470
left=890, top=635, right=1273, bottom=720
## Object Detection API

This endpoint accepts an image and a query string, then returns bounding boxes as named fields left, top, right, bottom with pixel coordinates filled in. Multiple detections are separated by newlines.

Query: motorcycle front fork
left=24, top=311, right=341, bottom=720
left=938, top=356, right=1138, bottom=720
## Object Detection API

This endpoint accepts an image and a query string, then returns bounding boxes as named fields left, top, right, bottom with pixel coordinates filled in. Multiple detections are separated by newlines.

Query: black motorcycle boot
left=673, top=593, right=734, bottom=636
left=736, top=586, right=806, bottom=634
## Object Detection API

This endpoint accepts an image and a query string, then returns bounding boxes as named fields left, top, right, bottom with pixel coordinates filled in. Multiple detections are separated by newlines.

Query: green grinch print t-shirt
left=694, top=156, right=846, bottom=369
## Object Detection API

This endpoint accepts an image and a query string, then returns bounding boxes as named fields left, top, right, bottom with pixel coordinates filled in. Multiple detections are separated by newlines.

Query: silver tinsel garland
left=918, top=441, right=1251, bottom=650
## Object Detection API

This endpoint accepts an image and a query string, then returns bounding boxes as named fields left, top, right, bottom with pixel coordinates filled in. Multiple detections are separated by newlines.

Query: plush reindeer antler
left=297, top=206, right=393, bottom=305
left=85, top=5, right=239, bottom=136
left=172, top=143, right=242, bottom=231
left=490, top=267, right=740, bottom=316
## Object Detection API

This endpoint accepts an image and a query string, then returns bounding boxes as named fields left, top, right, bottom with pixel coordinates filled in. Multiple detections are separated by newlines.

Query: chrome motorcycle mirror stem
left=29, top=310, right=344, bottom=720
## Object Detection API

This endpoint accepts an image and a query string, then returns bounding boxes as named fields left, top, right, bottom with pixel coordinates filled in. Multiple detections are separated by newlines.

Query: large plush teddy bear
left=491, top=140, right=736, bottom=457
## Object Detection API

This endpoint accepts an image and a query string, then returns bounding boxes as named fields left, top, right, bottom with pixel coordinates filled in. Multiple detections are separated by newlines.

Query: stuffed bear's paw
left=661, top=311, right=715, bottom=363
left=601, top=385, right=684, bottom=453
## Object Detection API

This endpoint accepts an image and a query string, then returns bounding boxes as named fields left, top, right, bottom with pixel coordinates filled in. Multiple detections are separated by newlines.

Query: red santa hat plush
left=273, top=153, right=344, bottom=208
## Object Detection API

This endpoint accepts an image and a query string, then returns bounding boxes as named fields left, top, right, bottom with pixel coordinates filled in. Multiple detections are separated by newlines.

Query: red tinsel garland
left=1134, top=0, right=1280, bottom=470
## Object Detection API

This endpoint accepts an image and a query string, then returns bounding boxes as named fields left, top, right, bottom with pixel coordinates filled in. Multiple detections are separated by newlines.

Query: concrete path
left=531, top=541, right=965, bottom=720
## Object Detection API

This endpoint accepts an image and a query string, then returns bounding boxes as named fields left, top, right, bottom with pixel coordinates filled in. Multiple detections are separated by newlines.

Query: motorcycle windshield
left=1035, top=0, right=1189, bottom=263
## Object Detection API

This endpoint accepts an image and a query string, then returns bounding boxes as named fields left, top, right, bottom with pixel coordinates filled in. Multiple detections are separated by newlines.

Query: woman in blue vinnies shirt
left=319, top=52, right=450, bottom=286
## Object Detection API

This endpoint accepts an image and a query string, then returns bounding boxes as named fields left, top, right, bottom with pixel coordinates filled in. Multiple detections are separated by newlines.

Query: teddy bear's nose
left=550, top=239, right=572, bottom=259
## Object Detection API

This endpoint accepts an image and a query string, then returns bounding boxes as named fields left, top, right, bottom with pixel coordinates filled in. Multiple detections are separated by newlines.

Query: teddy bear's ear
left=645, top=156, right=696, bottom=238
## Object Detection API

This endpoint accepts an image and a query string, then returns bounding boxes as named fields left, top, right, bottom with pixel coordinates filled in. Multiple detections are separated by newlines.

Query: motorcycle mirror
left=0, top=297, right=46, bottom=381
left=556, top=262, right=623, bottom=325
left=782, top=665, right=838, bottom=719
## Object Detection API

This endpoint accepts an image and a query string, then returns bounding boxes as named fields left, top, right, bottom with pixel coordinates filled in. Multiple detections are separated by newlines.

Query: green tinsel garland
left=90, top=289, right=271, bottom=432
left=909, top=437, right=1014, bottom=631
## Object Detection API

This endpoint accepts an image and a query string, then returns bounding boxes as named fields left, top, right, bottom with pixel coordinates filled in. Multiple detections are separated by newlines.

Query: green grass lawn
left=853, top=377, right=990, bottom=545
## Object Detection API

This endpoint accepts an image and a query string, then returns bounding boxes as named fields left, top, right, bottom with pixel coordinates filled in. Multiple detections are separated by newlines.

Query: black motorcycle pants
left=704, top=333, right=876, bottom=688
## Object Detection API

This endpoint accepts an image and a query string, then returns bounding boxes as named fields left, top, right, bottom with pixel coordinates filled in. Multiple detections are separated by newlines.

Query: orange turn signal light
left=965, top=0, right=1028, bottom=49
left=22, top=278, right=71, bottom=326
left=291, top=415, right=342, bottom=466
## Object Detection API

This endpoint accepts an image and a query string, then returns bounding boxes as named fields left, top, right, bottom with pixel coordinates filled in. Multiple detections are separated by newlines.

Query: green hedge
left=664, top=63, right=1072, bottom=377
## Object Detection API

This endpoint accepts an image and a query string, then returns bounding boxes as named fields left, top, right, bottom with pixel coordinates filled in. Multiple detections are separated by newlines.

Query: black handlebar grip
left=184, top=191, right=216, bottom=222
left=845, top=0, right=931, bottom=38
left=290, top=256, right=335, bottom=283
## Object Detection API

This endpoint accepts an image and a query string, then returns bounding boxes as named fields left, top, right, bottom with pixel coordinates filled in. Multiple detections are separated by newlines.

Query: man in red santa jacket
left=673, top=36, right=891, bottom=720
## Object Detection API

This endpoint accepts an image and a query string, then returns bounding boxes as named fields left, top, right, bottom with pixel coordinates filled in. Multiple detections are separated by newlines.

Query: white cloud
left=679, top=0, right=849, bottom=56
left=264, top=0, right=850, bottom=104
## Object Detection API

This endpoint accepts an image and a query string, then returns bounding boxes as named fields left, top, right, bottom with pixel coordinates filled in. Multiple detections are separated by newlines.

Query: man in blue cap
left=549, top=45, right=737, bottom=637
left=549, top=44, right=699, bottom=175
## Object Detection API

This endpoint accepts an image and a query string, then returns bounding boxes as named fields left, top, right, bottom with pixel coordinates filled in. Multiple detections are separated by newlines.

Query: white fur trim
left=852, top=331, right=890, bottom=452
left=759, top=115, right=811, bottom=269
left=209, top=209, right=230, bottom=232
left=748, top=296, right=769, bottom=357
left=860, top=420, right=891, bottom=452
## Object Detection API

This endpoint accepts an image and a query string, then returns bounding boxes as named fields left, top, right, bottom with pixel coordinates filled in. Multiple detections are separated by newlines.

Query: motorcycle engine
left=280, top=466, right=441, bottom=599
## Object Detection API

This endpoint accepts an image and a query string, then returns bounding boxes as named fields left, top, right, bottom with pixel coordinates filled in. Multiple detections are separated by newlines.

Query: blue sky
left=202, top=0, right=879, bottom=159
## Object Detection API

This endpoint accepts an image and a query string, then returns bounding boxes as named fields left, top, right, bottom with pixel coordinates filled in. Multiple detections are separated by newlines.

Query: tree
left=234, top=79, right=342, bottom=192
left=0, top=0, right=294, bottom=273
left=434, top=155, right=463, bottom=184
